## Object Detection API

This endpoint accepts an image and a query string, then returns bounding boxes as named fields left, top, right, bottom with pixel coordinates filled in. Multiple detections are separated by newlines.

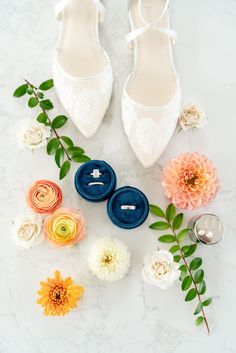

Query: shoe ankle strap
left=55, top=0, right=106, bottom=22
left=127, top=0, right=177, bottom=46
left=138, top=0, right=170, bottom=25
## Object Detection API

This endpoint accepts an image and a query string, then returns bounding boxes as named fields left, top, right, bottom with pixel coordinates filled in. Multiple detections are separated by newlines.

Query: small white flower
left=12, top=119, right=51, bottom=149
left=88, top=237, right=131, bottom=282
left=179, top=103, right=208, bottom=131
left=142, top=250, right=180, bottom=289
left=12, top=213, right=44, bottom=249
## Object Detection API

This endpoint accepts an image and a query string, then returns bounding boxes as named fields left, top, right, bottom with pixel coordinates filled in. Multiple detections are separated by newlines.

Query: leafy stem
left=13, top=79, right=91, bottom=179
left=165, top=215, right=211, bottom=334
left=24, top=79, right=72, bottom=162
left=149, top=204, right=212, bottom=334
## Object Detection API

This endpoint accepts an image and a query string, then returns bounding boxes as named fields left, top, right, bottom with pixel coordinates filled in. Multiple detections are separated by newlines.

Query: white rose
left=142, top=250, right=180, bottom=289
left=12, top=119, right=51, bottom=149
left=179, top=103, right=208, bottom=131
left=12, top=213, right=44, bottom=249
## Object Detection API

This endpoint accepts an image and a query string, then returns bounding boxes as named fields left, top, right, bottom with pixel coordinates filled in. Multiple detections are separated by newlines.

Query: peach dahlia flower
left=43, top=208, right=86, bottom=247
left=162, top=152, right=219, bottom=210
left=26, top=180, right=62, bottom=214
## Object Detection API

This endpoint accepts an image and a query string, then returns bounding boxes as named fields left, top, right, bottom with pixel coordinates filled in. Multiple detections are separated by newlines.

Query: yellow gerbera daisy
left=37, top=271, right=84, bottom=316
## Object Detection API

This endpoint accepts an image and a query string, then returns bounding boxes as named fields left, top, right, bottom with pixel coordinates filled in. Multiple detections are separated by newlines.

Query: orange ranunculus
left=43, top=207, right=86, bottom=247
left=37, top=270, right=84, bottom=316
left=26, top=180, right=62, bottom=214
left=162, top=152, right=219, bottom=210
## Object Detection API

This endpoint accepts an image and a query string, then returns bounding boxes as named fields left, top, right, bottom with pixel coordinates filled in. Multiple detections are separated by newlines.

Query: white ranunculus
left=13, top=119, right=51, bottom=149
left=12, top=213, right=44, bottom=249
left=179, top=103, right=208, bottom=131
left=142, top=250, right=180, bottom=289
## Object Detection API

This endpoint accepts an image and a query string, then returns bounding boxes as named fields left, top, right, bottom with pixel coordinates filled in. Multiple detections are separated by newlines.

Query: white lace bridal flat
left=122, top=0, right=181, bottom=167
left=53, top=0, right=113, bottom=137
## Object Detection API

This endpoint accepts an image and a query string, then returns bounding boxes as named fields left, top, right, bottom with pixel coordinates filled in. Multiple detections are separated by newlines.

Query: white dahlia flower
left=88, top=237, right=131, bottom=282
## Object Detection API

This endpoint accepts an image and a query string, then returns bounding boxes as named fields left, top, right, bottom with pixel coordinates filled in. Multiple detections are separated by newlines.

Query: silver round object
left=187, top=214, right=224, bottom=245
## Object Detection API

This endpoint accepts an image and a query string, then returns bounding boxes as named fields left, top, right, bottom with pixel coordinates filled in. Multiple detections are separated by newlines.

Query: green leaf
left=40, top=99, right=53, bottom=110
left=149, top=221, right=169, bottom=230
left=202, top=298, right=212, bottom=307
left=149, top=204, right=165, bottom=218
left=173, top=213, right=184, bottom=230
left=71, top=155, right=91, bottom=163
left=158, top=235, right=176, bottom=243
left=198, top=281, right=206, bottom=295
left=179, top=264, right=187, bottom=280
left=184, top=244, right=197, bottom=258
left=26, top=87, right=33, bottom=95
left=67, top=146, right=85, bottom=155
left=190, top=257, right=202, bottom=271
left=169, top=245, right=180, bottom=254
left=52, top=115, right=68, bottom=129
left=185, top=288, right=197, bottom=301
left=177, top=228, right=189, bottom=242
left=39, top=79, right=54, bottom=91
left=37, top=92, right=44, bottom=99
left=37, top=112, right=48, bottom=124
left=60, top=160, right=71, bottom=180
left=13, top=83, right=28, bottom=97
left=55, top=148, right=64, bottom=168
left=181, top=276, right=192, bottom=291
left=174, top=255, right=181, bottom=263
left=166, top=204, right=175, bottom=221
left=28, top=97, right=38, bottom=108
left=181, top=245, right=190, bottom=254
left=60, top=136, right=74, bottom=147
left=195, top=316, right=204, bottom=326
left=194, top=269, right=204, bottom=284
left=194, top=303, right=203, bottom=315
left=47, top=138, right=60, bottom=155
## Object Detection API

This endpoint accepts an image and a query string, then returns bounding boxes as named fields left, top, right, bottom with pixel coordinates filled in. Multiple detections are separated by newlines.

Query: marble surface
left=1, top=0, right=236, bottom=352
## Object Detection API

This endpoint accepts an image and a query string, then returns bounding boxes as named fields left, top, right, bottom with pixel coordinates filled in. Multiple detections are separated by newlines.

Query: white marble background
left=0, top=0, right=236, bottom=352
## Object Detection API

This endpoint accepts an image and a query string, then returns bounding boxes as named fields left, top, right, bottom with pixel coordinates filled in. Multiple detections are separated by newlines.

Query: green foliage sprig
left=149, top=203, right=212, bottom=334
left=13, top=79, right=91, bottom=179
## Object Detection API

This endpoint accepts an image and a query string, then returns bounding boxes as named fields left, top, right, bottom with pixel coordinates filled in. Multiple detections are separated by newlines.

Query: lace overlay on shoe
left=53, top=61, right=113, bottom=128
left=122, top=88, right=181, bottom=156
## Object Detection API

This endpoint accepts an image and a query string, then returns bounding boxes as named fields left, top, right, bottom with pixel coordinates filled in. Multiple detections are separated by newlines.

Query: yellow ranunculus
left=43, top=208, right=86, bottom=247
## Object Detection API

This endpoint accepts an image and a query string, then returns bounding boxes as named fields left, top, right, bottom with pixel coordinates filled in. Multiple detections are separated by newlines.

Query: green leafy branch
left=149, top=203, right=212, bottom=334
left=13, top=79, right=91, bottom=179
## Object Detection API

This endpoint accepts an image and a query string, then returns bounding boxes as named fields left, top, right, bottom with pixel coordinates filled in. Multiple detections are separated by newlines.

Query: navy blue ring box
left=107, top=186, right=149, bottom=229
left=74, top=160, right=117, bottom=202
left=74, top=160, right=149, bottom=229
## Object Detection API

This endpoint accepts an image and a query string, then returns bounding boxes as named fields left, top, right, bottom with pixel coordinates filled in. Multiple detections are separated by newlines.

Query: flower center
left=186, top=175, right=198, bottom=186
left=183, top=170, right=199, bottom=187
left=24, top=128, right=43, bottom=145
left=36, top=185, right=55, bottom=204
left=38, top=191, right=51, bottom=202
left=101, top=253, right=115, bottom=267
left=18, top=223, right=36, bottom=241
left=56, top=222, right=71, bottom=237
left=50, top=286, right=67, bottom=304
left=152, top=260, right=170, bottom=278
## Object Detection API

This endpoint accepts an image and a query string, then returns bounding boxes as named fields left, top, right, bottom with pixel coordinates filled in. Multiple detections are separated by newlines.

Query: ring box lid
left=107, top=186, right=149, bottom=229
